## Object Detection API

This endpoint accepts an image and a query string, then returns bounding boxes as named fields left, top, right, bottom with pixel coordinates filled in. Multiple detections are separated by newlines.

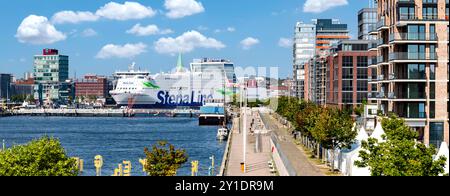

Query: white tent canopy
left=356, top=126, right=369, bottom=142
left=371, top=118, right=385, bottom=142
left=435, top=142, right=449, bottom=174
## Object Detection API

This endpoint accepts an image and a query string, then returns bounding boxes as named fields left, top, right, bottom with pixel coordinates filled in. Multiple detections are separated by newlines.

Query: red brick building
left=327, top=40, right=377, bottom=110
left=75, top=75, right=108, bottom=98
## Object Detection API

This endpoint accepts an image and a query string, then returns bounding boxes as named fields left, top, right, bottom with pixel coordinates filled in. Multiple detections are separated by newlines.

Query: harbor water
left=0, top=116, right=226, bottom=176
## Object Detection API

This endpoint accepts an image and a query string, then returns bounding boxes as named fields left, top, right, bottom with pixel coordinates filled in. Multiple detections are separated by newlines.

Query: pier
left=9, top=108, right=200, bottom=118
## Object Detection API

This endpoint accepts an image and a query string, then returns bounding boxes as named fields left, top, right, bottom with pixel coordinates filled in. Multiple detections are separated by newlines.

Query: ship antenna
left=129, top=62, right=136, bottom=71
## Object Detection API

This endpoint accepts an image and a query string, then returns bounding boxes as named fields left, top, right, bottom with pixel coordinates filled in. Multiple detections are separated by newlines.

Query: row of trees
left=9, top=94, right=35, bottom=103
left=0, top=137, right=188, bottom=176
left=272, top=96, right=448, bottom=176
left=272, top=96, right=356, bottom=172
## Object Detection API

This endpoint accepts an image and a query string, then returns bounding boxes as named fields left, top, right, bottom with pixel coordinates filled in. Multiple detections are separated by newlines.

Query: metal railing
left=397, top=112, right=427, bottom=119
left=389, top=33, right=438, bottom=41
left=377, top=56, right=388, bottom=64
left=377, top=38, right=388, bottom=46
left=368, top=57, right=377, bottom=65
left=377, top=17, right=387, bottom=29
left=389, top=52, right=437, bottom=60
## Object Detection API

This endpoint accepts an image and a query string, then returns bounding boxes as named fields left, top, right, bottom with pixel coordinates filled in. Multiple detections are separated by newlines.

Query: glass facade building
left=33, top=49, right=69, bottom=104
left=358, top=8, right=377, bottom=40
left=293, top=22, right=316, bottom=99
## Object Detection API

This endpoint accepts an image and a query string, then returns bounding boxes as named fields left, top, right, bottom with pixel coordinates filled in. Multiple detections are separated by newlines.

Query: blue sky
left=0, top=0, right=369, bottom=79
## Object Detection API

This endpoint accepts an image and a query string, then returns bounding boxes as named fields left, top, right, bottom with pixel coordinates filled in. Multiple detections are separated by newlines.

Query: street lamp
left=242, top=85, right=247, bottom=173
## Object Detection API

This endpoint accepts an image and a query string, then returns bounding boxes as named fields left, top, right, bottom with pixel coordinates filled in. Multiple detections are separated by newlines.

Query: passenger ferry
left=110, top=56, right=235, bottom=109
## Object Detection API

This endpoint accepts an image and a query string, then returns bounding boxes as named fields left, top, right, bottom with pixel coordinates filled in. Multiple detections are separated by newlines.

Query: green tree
left=144, top=141, right=188, bottom=176
left=312, top=108, right=356, bottom=172
left=355, top=115, right=447, bottom=176
left=0, top=136, right=78, bottom=176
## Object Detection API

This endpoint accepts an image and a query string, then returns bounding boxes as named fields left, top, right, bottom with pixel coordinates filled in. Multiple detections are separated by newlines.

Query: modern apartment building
left=310, top=19, right=350, bottom=104
left=293, top=22, right=316, bottom=99
left=371, top=0, right=449, bottom=146
left=33, top=49, right=70, bottom=105
left=327, top=40, right=377, bottom=110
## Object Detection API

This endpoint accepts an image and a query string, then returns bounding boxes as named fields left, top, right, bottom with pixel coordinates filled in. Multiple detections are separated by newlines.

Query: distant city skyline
left=0, top=0, right=369, bottom=79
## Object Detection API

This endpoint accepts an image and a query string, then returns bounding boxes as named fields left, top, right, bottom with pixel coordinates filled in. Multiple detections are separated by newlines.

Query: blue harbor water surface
left=0, top=116, right=226, bottom=176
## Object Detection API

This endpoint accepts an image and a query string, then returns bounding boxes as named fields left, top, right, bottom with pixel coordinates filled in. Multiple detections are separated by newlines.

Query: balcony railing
left=393, top=93, right=426, bottom=99
left=389, top=33, right=438, bottom=41
left=377, top=17, right=387, bottom=29
left=397, top=112, right=427, bottom=119
left=377, top=38, right=388, bottom=46
left=369, top=42, right=378, bottom=49
left=368, top=57, right=377, bottom=65
left=368, top=25, right=377, bottom=33
left=398, top=14, right=418, bottom=21
left=422, top=14, right=438, bottom=20
left=377, top=56, right=388, bottom=64
left=389, top=52, right=437, bottom=61
left=394, top=72, right=426, bottom=80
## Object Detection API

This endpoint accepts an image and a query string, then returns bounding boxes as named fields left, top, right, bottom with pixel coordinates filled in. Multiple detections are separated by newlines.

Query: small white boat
left=216, top=127, right=229, bottom=140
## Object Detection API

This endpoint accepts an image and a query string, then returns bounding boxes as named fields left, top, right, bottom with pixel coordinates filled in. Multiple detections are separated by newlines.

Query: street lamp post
left=242, top=86, right=247, bottom=173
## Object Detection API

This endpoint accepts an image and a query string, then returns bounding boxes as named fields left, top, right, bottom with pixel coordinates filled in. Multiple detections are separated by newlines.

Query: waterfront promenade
left=259, top=110, right=324, bottom=176
left=225, top=108, right=273, bottom=176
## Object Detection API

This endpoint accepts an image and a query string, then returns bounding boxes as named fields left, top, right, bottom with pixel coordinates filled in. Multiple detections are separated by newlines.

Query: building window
left=429, top=122, right=444, bottom=148
left=342, top=92, right=353, bottom=103
left=342, top=56, right=353, bottom=67
left=422, top=6, right=437, bottom=20
left=342, top=80, right=353, bottom=91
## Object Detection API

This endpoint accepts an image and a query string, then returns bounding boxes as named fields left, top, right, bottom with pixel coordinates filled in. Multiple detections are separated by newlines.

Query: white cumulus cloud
left=154, top=30, right=225, bottom=55
left=51, top=11, right=99, bottom=24
left=303, top=0, right=348, bottom=13
left=240, top=37, right=260, bottom=50
left=164, top=0, right=205, bottom=19
left=126, top=24, right=173, bottom=36
left=96, top=1, right=156, bottom=21
left=278, top=37, right=293, bottom=48
left=96, top=43, right=147, bottom=59
left=81, top=28, right=98, bottom=37
left=15, top=15, right=67, bottom=45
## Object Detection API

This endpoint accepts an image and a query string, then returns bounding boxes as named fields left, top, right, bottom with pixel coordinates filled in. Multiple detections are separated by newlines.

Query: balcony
left=376, top=92, right=388, bottom=99
left=389, top=52, right=437, bottom=61
left=398, top=14, right=418, bottom=21
left=377, top=38, right=389, bottom=47
left=397, top=112, right=427, bottom=119
left=368, top=42, right=378, bottom=51
left=368, top=25, right=378, bottom=35
left=367, top=92, right=376, bottom=98
left=377, top=74, right=386, bottom=81
left=389, top=33, right=438, bottom=42
left=393, top=72, right=426, bottom=81
left=368, top=57, right=377, bottom=66
left=377, top=56, right=389, bottom=65
left=377, top=17, right=388, bottom=30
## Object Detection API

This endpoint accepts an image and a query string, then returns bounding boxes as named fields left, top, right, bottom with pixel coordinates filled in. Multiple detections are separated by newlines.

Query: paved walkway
left=260, top=111, right=324, bottom=176
left=225, top=108, right=273, bottom=176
